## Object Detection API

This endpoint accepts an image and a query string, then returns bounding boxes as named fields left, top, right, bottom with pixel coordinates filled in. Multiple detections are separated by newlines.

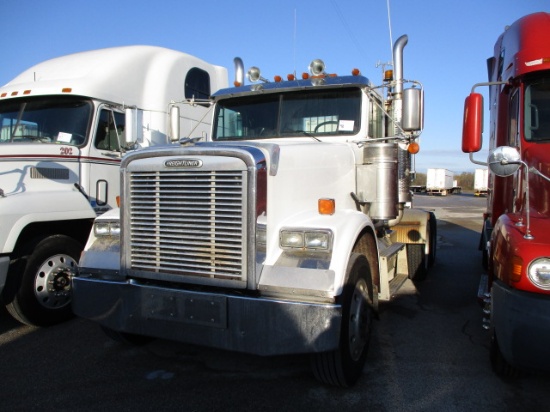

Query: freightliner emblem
left=164, top=159, right=203, bottom=168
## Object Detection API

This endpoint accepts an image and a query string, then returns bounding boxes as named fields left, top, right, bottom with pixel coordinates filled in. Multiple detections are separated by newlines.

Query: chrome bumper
left=72, top=275, right=342, bottom=356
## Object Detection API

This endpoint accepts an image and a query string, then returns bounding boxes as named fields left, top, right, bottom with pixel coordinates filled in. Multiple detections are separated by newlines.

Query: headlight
left=94, top=220, right=121, bottom=237
left=280, top=229, right=332, bottom=251
left=527, top=258, right=550, bottom=290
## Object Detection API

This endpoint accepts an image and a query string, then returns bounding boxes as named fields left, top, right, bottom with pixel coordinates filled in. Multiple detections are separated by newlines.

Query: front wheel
left=490, top=332, right=521, bottom=378
left=5, top=235, right=82, bottom=326
left=311, top=253, right=374, bottom=387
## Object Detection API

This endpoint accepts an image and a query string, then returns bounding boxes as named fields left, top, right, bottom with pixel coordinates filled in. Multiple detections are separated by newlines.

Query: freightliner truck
left=0, top=46, right=227, bottom=326
left=72, top=35, right=436, bottom=387
left=462, top=12, right=550, bottom=376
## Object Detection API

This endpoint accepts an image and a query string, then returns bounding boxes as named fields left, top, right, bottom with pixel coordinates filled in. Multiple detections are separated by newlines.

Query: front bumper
left=492, top=280, right=550, bottom=371
left=72, top=274, right=342, bottom=356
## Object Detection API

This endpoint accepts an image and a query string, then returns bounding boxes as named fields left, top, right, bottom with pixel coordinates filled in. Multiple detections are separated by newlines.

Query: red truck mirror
left=462, top=93, right=483, bottom=153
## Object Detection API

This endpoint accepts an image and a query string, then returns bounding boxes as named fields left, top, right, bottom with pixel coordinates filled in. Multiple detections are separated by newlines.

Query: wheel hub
left=34, top=254, right=77, bottom=309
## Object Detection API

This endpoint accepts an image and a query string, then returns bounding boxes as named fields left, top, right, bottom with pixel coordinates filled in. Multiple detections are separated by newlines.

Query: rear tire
left=407, top=244, right=427, bottom=281
left=311, top=253, right=374, bottom=387
left=428, top=212, right=437, bottom=267
left=5, top=235, right=81, bottom=326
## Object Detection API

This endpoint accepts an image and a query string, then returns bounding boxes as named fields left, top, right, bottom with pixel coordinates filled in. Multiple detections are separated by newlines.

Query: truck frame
left=462, top=12, right=550, bottom=376
left=72, top=35, right=436, bottom=387
left=0, top=46, right=227, bottom=326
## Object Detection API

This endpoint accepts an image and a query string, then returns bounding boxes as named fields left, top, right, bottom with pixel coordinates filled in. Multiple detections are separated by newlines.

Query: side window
left=185, top=68, right=211, bottom=106
left=94, top=109, right=124, bottom=151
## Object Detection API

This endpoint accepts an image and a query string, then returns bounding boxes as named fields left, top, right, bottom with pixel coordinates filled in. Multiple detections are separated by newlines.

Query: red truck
left=462, top=12, right=550, bottom=376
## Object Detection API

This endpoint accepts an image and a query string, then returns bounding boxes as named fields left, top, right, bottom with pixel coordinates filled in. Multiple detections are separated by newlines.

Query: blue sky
left=2, top=0, right=548, bottom=173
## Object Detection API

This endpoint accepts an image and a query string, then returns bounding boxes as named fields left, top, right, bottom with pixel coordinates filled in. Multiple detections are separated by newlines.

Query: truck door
left=87, top=107, right=124, bottom=215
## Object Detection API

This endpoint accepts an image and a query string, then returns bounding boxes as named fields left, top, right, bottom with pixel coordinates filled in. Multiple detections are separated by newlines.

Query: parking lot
left=1, top=193, right=550, bottom=411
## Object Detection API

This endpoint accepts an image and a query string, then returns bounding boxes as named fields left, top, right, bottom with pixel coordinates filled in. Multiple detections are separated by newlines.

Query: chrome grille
left=128, top=169, right=246, bottom=281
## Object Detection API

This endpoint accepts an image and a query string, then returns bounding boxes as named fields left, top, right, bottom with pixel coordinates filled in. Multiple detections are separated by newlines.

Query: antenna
left=386, top=0, right=394, bottom=65
left=293, top=9, right=297, bottom=77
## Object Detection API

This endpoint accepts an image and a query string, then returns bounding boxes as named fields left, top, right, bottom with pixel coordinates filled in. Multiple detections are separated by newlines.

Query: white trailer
left=0, top=46, right=227, bottom=326
left=474, top=168, right=488, bottom=196
left=426, top=168, right=454, bottom=195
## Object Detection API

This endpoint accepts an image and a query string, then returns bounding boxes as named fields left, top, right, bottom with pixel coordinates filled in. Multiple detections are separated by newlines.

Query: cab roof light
left=62, top=87, right=72, bottom=93
left=352, top=68, right=361, bottom=76
left=287, top=73, right=295, bottom=81
left=384, top=69, right=393, bottom=82
left=274, top=75, right=282, bottom=82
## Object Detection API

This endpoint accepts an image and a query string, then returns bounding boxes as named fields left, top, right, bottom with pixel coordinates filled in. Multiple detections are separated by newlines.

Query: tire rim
left=348, top=278, right=370, bottom=361
left=34, top=254, right=77, bottom=309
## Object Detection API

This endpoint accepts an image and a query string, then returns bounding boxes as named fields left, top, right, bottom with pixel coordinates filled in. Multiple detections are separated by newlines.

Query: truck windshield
left=0, top=96, right=92, bottom=146
left=524, top=77, right=550, bottom=141
left=214, top=87, right=361, bottom=140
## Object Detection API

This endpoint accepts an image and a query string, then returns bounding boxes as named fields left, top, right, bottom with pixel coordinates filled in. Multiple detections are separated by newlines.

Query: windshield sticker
left=57, top=132, right=72, bottom=143
left=338, top=120, right=354, bottom=132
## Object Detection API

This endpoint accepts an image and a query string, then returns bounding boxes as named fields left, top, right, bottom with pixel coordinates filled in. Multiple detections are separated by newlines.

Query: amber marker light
left=274, top=75, right=282, bottom=82
left=61, top=88, right=72, bottom=93
left=318, top=198, right=335, bottom=215
left=23, top=90, right=31, bottom=95
left=302, top=72, right=309, bottom=79
left=116, top=196, right=121, bottom=207
left=234, top=81, right=242, bottom=87
left=384, top=69, right=393, bottom=82
left=408, top=142, right=420, bottom=154
left=287, top=74, right=295, bottom=81
left=352, top=68, right=361, bottom=76
left=511, top=255, right=523, bottom=282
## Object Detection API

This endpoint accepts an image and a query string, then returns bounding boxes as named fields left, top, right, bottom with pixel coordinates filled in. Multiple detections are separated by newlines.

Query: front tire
left=490, top=332, right=521, bottom=378
left=311, top=253, right=374, bottom=387
left=5, top=235, right=81, bottom=326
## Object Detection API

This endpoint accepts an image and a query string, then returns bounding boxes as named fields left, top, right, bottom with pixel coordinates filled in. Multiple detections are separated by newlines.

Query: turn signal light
left=512, top=255, right=523, bottom=282
left=408, top=142, right=420, bottom=154
left=318, top=198, right=335, bottom=215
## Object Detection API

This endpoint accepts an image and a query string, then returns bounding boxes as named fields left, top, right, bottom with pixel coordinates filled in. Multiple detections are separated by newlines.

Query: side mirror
left=170, top=105, right=180, bottom=142
left=402, top=87, right=424, bottom=132
left=124, top=108, right=141, bottom=146
left=462, top=93, right=483, bottom=153
left=488, top=146, right=521, bottom=177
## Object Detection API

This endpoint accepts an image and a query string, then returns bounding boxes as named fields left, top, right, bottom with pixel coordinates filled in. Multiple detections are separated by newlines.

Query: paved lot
left=1, top=193, right=549, bottom=411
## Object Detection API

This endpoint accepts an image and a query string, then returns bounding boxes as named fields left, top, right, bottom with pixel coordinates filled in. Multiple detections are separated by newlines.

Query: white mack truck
left=72, top=35, right=436, bottom=387
left=0, top=45, right=227, bottom=326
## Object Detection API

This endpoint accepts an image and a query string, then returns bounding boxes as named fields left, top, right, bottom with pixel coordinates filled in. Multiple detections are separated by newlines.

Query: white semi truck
left=72, top=35, right=436, bottom=387
left=0, top=46, right=227, bottom=326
